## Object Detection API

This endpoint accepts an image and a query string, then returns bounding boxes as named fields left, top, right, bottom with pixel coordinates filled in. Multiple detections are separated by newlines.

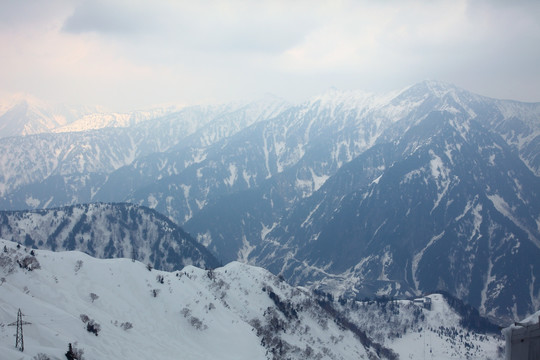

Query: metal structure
left=7, top=308, right=31, bottom=352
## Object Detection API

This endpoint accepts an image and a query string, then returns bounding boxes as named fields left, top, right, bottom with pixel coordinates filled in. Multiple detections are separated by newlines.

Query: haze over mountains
left=0, top=80, right=538, bottom=326
left=0, top=94, right=184, bottom=138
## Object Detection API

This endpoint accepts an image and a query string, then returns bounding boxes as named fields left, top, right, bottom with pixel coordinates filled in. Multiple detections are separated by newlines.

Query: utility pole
left=7, top=308, right=31, bottom=352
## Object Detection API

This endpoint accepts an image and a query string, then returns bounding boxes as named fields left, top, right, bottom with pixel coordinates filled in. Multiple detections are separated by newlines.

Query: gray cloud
left=0, top=0, right=69, bottom=29
left=61, top=1, right=315, bottom=54
left=1, top=0, right=540, bottom=109
left=62, top=0, right=154, bottom=35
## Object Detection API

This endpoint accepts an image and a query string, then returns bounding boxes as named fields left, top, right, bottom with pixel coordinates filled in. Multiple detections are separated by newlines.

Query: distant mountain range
left=0, top=94, right=184, bottom=138
left=0, top=81, right=538, bottom=324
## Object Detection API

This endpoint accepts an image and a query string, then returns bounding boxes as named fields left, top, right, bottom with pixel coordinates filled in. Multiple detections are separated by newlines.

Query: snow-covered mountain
left=0, top=94, right=104, bottom=138
left=0, top=97, right=289, bottom=201
left=0, top=203, right=219, bottom=271
left=51, top=106, right=184, bottom=134
left=0, top=240, right=503, bottom=359
left=0, top=81, right=538, bottom=323
left=253, top=109, right=540, bottom=324
left=0, top=94, right=186, bottom=139
left=174, top=81, right=539, bottom=323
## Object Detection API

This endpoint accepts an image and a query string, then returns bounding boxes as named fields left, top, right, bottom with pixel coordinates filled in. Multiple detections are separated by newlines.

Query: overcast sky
left=1, top=0, right=539, bottom=111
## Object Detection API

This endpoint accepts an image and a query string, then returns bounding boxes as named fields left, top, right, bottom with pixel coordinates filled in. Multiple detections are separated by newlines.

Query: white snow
left=146, top=194, right=158, bottom=209
left=390, top=294, right=501, bottom=359
left=371, top=174, right=382, bottom=185
left=310, top=168, right=329, bottom=192
left=237, top=235, right=255, bottom=263
left=180, top=184, right=192, bottom=222
left=444, top=141, right=454, bottom=165
left=262, top=133, right=272, bottom=179
left=412, top=231, right=445, bottom=291
left=0, top=240, right=389, bottom=360
left=300, top=202, right=321, bottom=229
left=295, top=169, right=330, bottom=198
left=429, top=150, right=451, bottom=212
left=488, top=194, right=540, bottom=249
left=196, top=231, right=213, bottom=248
left=24, top=196, right=41, bottom=208
left=242, top=169, right=253, bottom=187
left=377, top=250, right=393, bottom=281
left=480, top=244, right=495, bottom=315
left=0, top=241, right=264, bottom=360
left=260, top=222, right=277, bottom=241
left=340, top=293, right=503, bottom=360
left=224, top=163, right=238, bottom=187
left=462, top=200, right=483, bottom=255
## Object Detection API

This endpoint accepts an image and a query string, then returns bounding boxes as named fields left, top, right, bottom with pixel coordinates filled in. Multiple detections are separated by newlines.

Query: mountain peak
left=307, top=87, right=397, bottom=114
left=398, top=79, right=460, bottom=98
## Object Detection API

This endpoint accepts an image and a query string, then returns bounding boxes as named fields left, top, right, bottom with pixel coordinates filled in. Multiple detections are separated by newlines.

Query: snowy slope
left=0, top=240, right=265, bottom=360
left=0, top=240, right=504, bottom=360
left=0, top=239, right=384, bottom=360
left=335, top=294, right=504, bottom=359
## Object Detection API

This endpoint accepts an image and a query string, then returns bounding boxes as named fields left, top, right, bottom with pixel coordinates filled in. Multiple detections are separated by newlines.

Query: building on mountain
left=503, top=315, right=540, bottom=360
left=413, top=297, right=432, bottom=310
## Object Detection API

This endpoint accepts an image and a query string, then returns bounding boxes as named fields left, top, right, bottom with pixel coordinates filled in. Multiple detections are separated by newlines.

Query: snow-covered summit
left=52, top=105, right=184, bottom=134
left=0, top=94, right=106, bottom=138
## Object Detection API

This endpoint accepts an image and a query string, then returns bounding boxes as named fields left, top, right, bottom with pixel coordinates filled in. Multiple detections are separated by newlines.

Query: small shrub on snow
left=80, top=314, right=100, bottom=336
left=86, top=320, right=101, bottom=336
left=65, top=343, right=85, bottom=360
left=19, top=255, right=40, bottom=271
left=181, top=307, right=191, bottom=317
left=74, top=260, right=83, bottom=272
left=181, top=307, right=207, bottom=330
left=0, top=253, right=16, bottom=274
left=190, top=316, right=207, bottom=330
left=32, top=353, right=51, bottom=360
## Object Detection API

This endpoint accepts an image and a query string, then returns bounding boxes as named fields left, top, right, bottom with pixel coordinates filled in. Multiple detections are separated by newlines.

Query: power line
left=7, top=308, right=32, bottom=352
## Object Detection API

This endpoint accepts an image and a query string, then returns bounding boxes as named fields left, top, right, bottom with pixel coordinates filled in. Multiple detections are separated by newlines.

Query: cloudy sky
left=1, top=0, right=539, bottom=111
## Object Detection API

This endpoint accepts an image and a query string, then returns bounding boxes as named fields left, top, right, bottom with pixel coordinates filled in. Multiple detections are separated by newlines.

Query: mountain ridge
left=0, top=203, right=219, bottom=271
left=1, top=80, right=539, bottom=323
